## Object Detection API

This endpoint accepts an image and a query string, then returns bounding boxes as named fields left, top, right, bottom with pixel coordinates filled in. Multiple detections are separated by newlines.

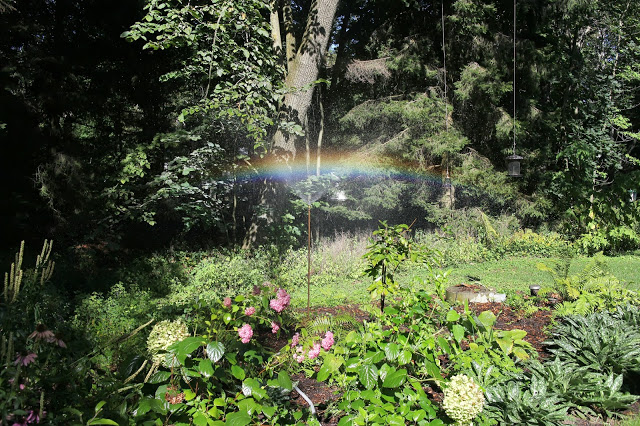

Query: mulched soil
left=466, top=299, right=555, bottom=359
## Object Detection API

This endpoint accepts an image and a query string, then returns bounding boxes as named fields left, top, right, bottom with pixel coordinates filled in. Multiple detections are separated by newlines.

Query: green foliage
left=316, top=293, right=446, bottom=425
left=72, top=283, right=156, bottom=368
left=124, top=0, right=282, bottom=144
left=545, top=312, right=640, bottom=377
left=505, top=292, right=541, bottom=320
left=537, top=255, right=638, bottom=316
left=130, top=285, right=303, bottom=425
left=187, top=252, right=269, bottom=301
left=364, top=222, right=433, bottom=312
left=483, top=373, right=571, bottom=425
left=450, top=308, right=536, bottom=363
left=502, top=230, right=574, bottom=258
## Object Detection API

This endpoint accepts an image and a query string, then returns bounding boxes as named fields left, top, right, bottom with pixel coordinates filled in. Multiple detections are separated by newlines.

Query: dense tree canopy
left=1, top=0, right=639, bottom=251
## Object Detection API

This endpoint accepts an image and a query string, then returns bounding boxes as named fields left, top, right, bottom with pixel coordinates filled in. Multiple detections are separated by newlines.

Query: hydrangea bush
left=442, top=374, right=485, bottom=425
left=147, top=319, right=190, bottom=366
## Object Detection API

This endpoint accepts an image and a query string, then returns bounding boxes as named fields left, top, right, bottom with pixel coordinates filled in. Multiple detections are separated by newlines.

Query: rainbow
left=230, top=151, right=451, bottom=188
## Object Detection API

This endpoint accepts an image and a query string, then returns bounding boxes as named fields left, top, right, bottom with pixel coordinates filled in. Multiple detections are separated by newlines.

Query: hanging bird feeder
left=507, top=0, right=524, bottom=178
left=506, top=154, right=523, bottom=177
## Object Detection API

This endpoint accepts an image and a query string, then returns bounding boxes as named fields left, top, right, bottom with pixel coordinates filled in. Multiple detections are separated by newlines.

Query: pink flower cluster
left=291, top=332, right=300, bottom=347
left=321, top=331, right=334, bottom=351
left=308, top=343, right=321, bottom=360
left=269, top=288, right=291, bottom=313
left=244, top=306, right=256, bottom=316
left=271, top=321, right=280, bottom=334
left=223, top=297, right=232, bottom=308
left=238, top=324, right=253, bottom=344
left=291, top=331, right=334, bottom=363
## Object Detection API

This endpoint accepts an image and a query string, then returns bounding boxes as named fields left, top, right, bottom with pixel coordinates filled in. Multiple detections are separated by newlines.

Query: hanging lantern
left=506, top=154, right=523, bottom=177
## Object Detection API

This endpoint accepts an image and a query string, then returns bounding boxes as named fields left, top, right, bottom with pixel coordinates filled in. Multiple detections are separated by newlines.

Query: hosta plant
left=545, top=312, right=640, bottom=376
left=483, top=375, right=570, bottom=425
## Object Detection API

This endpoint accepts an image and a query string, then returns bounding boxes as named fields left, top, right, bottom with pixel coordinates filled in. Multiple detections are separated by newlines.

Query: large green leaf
left=476, top=311, right=497, bottom=328
left=198, top=359, right=214, bottom=377
left=383, top=343, right=400, bottom=361
left=168, top=337, right=205, bottom=364
left=317, top=353, right=343, bottom=382
left=231, top=365, right=246, bottom=380
left=277, top=371, right=293, bottom=391
left=207, top=341, right=225, bottom=363
left=358, top=364, right=379, bottom=390
left=225, top=411, right=251, bottom=426
left=382, top=368, right=407, bottom=388
left=452, top=324, right=466, bottom=343
left=242, top=378, right=267, bottom=400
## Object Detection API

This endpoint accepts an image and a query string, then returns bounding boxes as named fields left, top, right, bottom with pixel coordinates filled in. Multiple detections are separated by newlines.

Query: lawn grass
left=295, top=254, right=640, bottom=307
left=438, top=254, right=640, bottom=293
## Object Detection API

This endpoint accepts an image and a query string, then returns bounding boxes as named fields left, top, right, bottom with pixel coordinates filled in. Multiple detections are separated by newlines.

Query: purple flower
left=270, top=321, right=280, bottom=334
left=238, top=324, right=253, bottom=344
left=244, top=306, right=256, bottom=316
left=25, top=410, right=39, bottom=423
left=308, top=343, right=321, bottom=360
left=46, top=332, right=67, bottom=348
left=321, top=331, right=335, bottom=351
left=28, top=324, right=54, bottom=341
left=14, top=352, right=37, bottom=367
left=223, top=297, right=232, bottom=308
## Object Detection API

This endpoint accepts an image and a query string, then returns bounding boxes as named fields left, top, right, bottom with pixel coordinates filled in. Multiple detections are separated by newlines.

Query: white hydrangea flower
left=147, top=320, right=190, bottom=366
left=442, top=374, right=485, bottom=425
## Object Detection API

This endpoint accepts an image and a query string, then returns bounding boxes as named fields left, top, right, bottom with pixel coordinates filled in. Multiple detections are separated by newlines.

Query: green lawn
left=439, top=255, right=640, bottom=293
left=294, top=254, right=640, bottom=307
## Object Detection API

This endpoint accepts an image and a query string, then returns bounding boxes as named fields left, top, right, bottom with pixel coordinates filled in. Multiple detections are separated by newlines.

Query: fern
left=300, top=313, right=359, bottom=337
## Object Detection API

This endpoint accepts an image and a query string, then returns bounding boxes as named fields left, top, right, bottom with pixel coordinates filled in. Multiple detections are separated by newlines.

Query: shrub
left=72, top=282, right=155, bottom=366
left=501, top=230, right=574, bottom=258
left=165, top=251, right=269, bottom=306
left=442, top=374, right=485, bottom=424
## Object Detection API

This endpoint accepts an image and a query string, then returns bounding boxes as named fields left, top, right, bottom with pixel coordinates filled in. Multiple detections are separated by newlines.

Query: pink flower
left=46, top=332, right=67, bottom=348
left=276, top=288, right=291, bottom=307
left=295, top=354, right=305, bottom=363
left=244, top=306, right=256, bottom=316
left=223, top=297, right=232, bottom=308
left=20, top=384, right=25, bottom=390
left=25, top=410, right=39, bottom=423
left=28, top=324, right=54, bottom=341
left=290, top=332, right=300, bottom=347
left=238, top=324, right=253, bottom=344
left=308, top=343, right=321, bottom=360
left=321, top=331, right=335, bottom=351
left=14, top=352, right=37, bottom=367
left=270, top=321, right=280, bottom=334
left=269, top=298, right=285, bottom=313
left=269, top=288, right=291, bottom=313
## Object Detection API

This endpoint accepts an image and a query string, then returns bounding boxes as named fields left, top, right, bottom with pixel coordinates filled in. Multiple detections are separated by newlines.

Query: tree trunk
left=272, top=0, right=340, bottom=159
left=243, top=0, right=340, bottom=249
